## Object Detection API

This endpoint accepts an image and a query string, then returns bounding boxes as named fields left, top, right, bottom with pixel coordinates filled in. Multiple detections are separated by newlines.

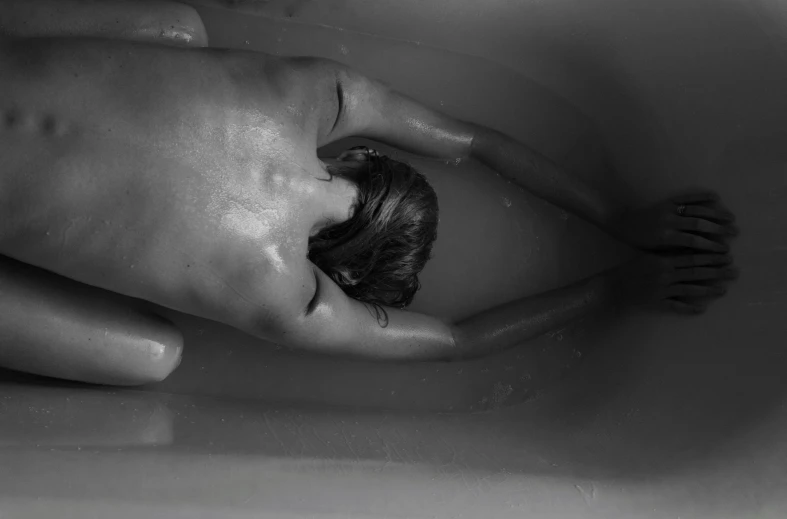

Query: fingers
left=671, top=266, right=739, bottom=283
left=677, top=204, right=735, bottom=223
left=667, top=284, right=727, bottom=298
left=668, top=254, right=733, bottom=268
left=666, top=299, right=707, bottom=315
left=659, top=252, right=739, bottom=316
left=670, top=231, right=730, bottom=252
left=650, top=193, right=739, bottom=317
left=672, top=215, right=737, bottom=236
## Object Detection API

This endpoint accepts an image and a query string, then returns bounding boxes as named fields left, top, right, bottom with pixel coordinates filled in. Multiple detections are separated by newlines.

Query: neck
left=310, top=166, right=359, bottom=237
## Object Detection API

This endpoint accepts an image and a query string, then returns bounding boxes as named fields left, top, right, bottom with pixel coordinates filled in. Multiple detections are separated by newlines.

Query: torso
left=0, top=37, right=328, bottom=327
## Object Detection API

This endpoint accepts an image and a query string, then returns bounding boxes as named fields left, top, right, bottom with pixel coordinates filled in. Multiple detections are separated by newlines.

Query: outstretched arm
left=239, top=253, right=736, bottom=362
left=306, top=58, right=737, bottom=251
left=471, top=132, right=737, bottom=251
left=470, top=126, right=626, bottom=230
left=308, top=58, right=624, bottom=225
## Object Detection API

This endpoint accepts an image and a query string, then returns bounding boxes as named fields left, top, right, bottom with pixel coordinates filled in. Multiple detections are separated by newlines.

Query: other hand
left=611, top=192, right=737, bottom=252
left=604, top=252, right=739, bottom=314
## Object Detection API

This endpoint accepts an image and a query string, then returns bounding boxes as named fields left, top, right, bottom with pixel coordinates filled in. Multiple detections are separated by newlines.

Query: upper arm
left=0, top=0, right=208, bottom=46
left=242, top=263, right=458, bottom=362
left=294, top=57, right=476, bottom=159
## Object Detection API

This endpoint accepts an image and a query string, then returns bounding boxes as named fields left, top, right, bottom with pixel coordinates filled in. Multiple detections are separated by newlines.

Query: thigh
left=0, top=0, right=208, bottom=46
left=0, top=255, right=183, bottom=386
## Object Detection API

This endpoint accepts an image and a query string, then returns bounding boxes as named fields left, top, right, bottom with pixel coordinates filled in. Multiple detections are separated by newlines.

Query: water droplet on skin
left=245, top=40, right=250, bottom=45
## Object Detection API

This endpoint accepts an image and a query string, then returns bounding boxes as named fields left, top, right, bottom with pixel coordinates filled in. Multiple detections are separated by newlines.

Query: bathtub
left=2, top=0, right=787, bottom=517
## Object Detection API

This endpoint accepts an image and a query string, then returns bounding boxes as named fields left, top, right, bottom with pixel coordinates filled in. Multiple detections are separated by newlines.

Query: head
left=308, top=147, right=439, bottom=323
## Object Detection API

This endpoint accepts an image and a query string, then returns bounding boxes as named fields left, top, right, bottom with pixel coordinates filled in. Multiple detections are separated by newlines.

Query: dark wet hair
left=308, top=150, right=439, bottom=326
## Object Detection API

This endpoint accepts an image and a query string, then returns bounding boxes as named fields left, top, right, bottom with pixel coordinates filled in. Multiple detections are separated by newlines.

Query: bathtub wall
left=2, top=0, right=787, bottom=518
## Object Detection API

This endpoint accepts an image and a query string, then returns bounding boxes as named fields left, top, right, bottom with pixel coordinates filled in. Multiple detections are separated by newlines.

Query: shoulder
left=260, top=56, right=354, bottom=145
left=208, top=246, right=317, bottom=338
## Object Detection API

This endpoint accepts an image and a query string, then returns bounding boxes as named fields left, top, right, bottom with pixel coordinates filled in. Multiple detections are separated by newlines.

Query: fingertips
left=709, top=201, right=736, bottom=223
left=666, top=252, right=732, bottom=268
left=668, top=299, right=707, bottom=314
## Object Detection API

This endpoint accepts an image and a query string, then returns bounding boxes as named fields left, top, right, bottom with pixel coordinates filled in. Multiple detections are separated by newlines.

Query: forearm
left=449, top=273, right=613, bottom=360
left=471, top=125, right=628, bottom=230
left=0, top=0, right=208, bottom=46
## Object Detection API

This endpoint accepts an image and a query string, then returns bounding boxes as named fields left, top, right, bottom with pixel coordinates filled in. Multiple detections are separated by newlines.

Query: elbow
left=443, top=324, right=477, bottom=362
left=468, top=123, right=496, bottom=160
left=171, top=5, right=210, bottom=47
left=138, top=3, right=210, bottom=47
left=467, top=123, right=482, bottom=158
left=133, top=337, right=183, bottom=385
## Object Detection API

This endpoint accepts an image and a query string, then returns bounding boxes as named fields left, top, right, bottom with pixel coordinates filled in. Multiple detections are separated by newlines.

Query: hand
left=604, top=252, right=739, bottom=314
left=611, top=192, right=738, bottom=252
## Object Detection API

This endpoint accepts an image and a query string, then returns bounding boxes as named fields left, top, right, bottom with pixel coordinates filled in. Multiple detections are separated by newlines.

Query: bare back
left=0, top=36, right=329, bottom=328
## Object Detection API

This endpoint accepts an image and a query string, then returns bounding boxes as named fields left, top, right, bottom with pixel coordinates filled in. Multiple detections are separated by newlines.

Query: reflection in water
left=0, top=383, right=173, bottom=448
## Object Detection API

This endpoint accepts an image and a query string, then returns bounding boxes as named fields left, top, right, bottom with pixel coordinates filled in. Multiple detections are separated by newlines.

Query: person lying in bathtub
left=0, top=0, right=739, bottom=386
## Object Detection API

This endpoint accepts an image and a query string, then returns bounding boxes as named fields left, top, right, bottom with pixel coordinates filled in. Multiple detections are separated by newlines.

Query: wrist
left=602, top=205, right=636, bottom=243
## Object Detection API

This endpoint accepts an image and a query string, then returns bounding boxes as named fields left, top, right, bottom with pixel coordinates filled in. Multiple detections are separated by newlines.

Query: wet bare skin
left=0, top=2, right=739, bottom=384
left=0, top=37, right=346, bottom=331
